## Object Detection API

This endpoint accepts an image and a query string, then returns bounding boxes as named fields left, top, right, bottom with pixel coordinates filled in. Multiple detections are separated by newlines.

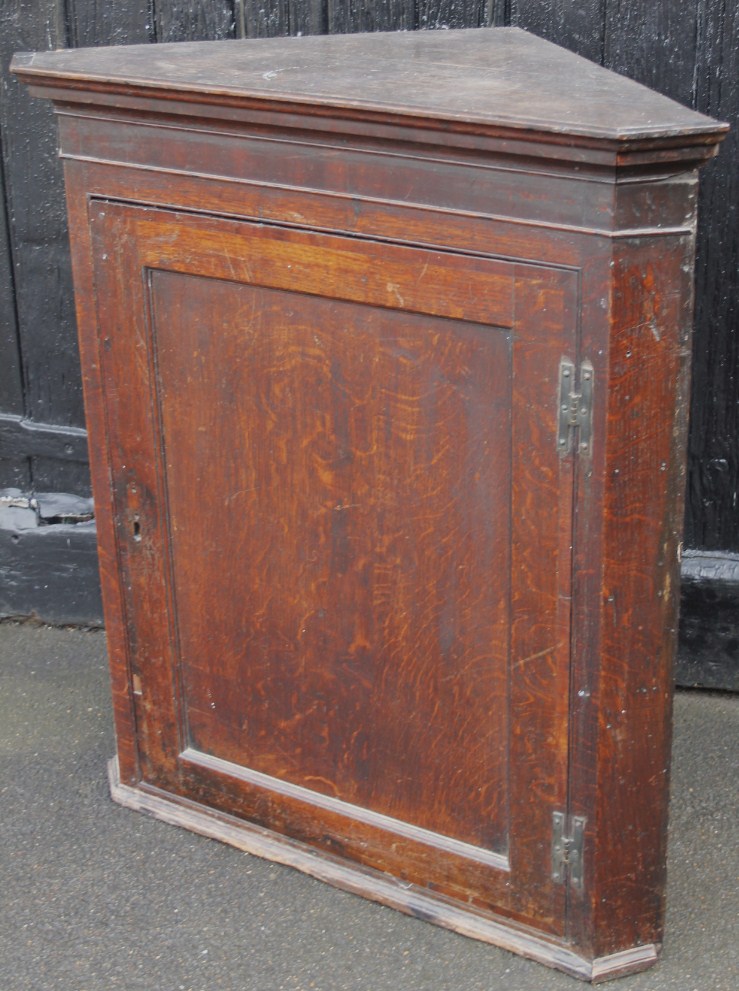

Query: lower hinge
left=552, top=811, right=586, bottom=889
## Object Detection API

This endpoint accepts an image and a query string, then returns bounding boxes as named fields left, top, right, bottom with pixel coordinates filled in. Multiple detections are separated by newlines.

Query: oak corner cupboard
left=12, top=27, right=727, bottom=982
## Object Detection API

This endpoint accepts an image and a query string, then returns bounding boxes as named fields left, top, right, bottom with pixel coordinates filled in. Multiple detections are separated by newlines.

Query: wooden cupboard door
left=89, top=200, right=577, bottom=937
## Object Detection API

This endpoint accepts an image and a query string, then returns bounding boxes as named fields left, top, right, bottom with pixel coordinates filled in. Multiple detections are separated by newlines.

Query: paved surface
left=1, top=622, right=737, bottom=991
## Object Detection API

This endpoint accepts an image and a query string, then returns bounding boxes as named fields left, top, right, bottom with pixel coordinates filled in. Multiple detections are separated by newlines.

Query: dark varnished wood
left=12, top=27, right=726, bottom=981
left=86, top=198, right=574, bottom=935
left=13, top=28, right=723, bottom=147
left=2, top=4, right=737, bottom=680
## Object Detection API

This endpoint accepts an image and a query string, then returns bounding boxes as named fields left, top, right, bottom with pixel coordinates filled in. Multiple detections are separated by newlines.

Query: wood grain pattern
left=86, top=197, right=577, bottom=934
left=153, top=273, right=513, bottom=852
left=591, top=232, right=695, bottom=957
left=287, top=0, right=327, bottom=36
left=243, top=0, right=288, bottom=38
left=0, top=149, right=27, bottom=489
left=417, top=1, right=487, bottom=29
left=603, top=0, right=699, bottom=109
left=327, top=0, right=414, bottom=33
left=15, top=30, right=722, bottom=144
left=20, top=25, right=725, bottom=981
left=512, top=1, right=607, bottom=64
left=0, top=509, right=101, bottom=624
left=154, top=1, right=236, bottom=44
left=54, top=111, right=637, bottom=231
left=0, top=0, right=83, bottom=496
left=678, top=552, right=739, bottom=691
left=66, top=0, right=153, bottom=47
left=687, top=0, right=739, bottom=550
left=2, top=4, right=738, bottom=652
left=108, top=756, right=660, bottom=982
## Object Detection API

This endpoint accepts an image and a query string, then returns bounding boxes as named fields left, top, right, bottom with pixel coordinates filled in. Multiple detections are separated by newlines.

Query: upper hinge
left=557, top=358, right=594, bottom=458
left=552, top=811, right=586, bottom=889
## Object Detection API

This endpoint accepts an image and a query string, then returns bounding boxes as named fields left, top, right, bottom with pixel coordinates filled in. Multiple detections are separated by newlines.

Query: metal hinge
left=557, top=358, right=594, bottom=457
left=552, top=811, right=586, bottom=889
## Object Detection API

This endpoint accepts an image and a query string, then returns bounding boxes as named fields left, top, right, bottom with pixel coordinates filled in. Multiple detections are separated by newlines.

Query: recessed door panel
left=150, top=270, right=512, bottom=857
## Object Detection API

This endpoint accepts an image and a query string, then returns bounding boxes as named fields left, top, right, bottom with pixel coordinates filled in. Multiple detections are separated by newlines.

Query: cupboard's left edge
left=61, top=156, right=141, bottom=785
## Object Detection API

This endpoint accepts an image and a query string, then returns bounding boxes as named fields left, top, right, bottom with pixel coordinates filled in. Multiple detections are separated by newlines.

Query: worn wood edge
left=182, top=747, right=509, bottom=871
left=681, top=549, right=739, bottom=584
left=10, top=70, right=726, bottom=172
left=589, top=944, right=660, bottom=983
left=0, top=412, right=88, bottom=462
left=10, top=49, right=727, bottom=146
left=55, top=149, right=700, bottom=241
left=0, top=519, right=102, bottom=625
left=678, top=551, right=739, bottom=691
left=53, top=104, right=707, bottom=185
left=108, top=760, right=657, bottom=982
left=50, top=102, right=722, bottom=189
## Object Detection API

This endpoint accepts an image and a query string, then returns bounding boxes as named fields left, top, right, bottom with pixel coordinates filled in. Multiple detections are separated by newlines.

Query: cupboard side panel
left=592, top=231, right=695, bottom=956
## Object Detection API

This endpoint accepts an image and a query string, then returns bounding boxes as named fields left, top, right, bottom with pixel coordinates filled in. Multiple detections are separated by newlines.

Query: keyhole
left=132, top=518, right=141, bottom=542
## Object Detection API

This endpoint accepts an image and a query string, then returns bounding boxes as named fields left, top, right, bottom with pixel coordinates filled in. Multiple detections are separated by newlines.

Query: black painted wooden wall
left=1, top=2, right=737, bottom=687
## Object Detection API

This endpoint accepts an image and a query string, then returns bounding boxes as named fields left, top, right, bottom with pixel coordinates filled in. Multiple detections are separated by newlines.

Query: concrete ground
left=1, top=622, right=736, bottom=991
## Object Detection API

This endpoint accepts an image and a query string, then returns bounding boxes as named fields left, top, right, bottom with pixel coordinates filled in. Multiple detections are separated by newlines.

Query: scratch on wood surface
left=512, top=643, right=562, bottom=670
left=386, top=281, right=405, bottom=306
left=262, top=66, right=300, bottom=81
left=224, top=486, right=258, bottom=504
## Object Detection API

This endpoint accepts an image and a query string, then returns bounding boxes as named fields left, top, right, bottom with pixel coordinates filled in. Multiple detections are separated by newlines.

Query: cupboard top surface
left=13, top=28, right=726, bottom=147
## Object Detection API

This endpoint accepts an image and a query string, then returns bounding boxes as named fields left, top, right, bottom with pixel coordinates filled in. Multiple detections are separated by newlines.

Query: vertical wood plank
left=6, top=0, right=155, bottom=496
left=417, top=1, right=488, bottom=30
left=592, top=232, right=695, bottom=955
left=485, top=0, right=512, bottom=27
left=0, top=153, right=30, bottom=488
left=66, top=0, right=154, bottom=47
left=686, top=0, right=739, bottom=550
left=510, top=1, right=606, bottom=64
left=243, top=0, right=288, bottom=37
left=327, top=1, right=414, bottom=33
left=288, top=0, right=327, bottom=35
left=602, top=0, right=698, bottom=105
left=1, top=0, right=736, bottom=599
left=0, top=1, right=88, bottom=495
left=154, top=1, right=236, bottom=43
left=0, top=164, right=23, bottom=420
